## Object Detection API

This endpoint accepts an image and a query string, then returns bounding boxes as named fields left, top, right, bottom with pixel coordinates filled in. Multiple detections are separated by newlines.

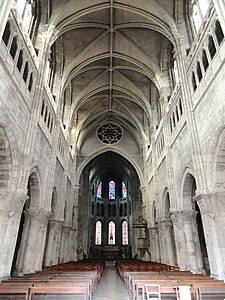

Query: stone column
left=0, top=191, right=28, bottom=279
left=69, top=228, right=77, bottom=261
left=195, top=194, right=225, bottom=278
left=163, top=220, right=176, bottom=266
left=182, top=210, right=204, bottom=273
left=43, top=220, right=63, bottom=266
left=139, top=186, right=147, bottom=219
left=157, top=221, right=166, bottom=264
left=149, top=226, right=160, bottom=262
left=59, top=225, right=71, bottom=263
left=21, top=209, right=50, bottom=274
left=157, top=220, right=175, bottom=265
left=33, top=211, right=51, bottom=272
left=72, top=185, right=79, bottom=261
left=70, top=203, right=78, bottom=261
left=171, top=211, right=189, bottom=271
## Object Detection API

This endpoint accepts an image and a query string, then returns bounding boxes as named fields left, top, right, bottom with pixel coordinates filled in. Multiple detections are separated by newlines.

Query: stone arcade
left=0, top=0, right=225, bottom=281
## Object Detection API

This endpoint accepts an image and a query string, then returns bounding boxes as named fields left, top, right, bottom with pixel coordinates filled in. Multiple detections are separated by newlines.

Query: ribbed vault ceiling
left=44, top=0, right=177, bottom=150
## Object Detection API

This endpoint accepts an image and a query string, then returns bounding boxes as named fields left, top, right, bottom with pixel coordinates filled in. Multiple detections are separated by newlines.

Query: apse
left=77, top=151, right=141, bottom=258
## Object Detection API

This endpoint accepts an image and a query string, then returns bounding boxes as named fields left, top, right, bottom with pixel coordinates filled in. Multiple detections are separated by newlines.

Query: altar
left=103, top=245, right=120, bottom=257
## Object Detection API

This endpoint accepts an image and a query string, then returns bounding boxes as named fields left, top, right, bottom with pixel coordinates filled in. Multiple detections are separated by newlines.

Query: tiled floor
left=93, top=261, right=131, bottom=300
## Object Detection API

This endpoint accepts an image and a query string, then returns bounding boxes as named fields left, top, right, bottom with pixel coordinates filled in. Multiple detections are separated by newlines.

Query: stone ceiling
left=42, top=0, right=178, bottom=151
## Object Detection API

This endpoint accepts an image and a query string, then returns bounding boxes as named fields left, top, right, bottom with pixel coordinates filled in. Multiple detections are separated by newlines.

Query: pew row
left=0, top=260, right=105, bottom=300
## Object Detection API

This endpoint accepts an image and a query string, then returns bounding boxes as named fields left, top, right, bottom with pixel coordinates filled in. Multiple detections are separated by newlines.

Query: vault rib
left=109, top=0, right=114, bottom=110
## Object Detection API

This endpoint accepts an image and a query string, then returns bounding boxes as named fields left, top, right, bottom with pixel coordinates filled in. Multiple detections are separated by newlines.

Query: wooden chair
left=145, top=284, right=161, bottom=300
left=175, top=286, right=195, bottom=300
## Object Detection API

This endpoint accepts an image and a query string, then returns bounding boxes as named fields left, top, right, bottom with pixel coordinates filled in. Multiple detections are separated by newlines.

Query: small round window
left=97, top=123, right=123, bottom=144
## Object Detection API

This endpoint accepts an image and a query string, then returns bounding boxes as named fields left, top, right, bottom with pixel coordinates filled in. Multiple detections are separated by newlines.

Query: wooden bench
left=28, top=286, right=88, bottom=300
left=198, top=287, right=225, bottom=299
left=0, top=283, right=31, bottom=300
left=46, top=278, right=93, bottom=298
left=128, top=274, right=211, bottom=296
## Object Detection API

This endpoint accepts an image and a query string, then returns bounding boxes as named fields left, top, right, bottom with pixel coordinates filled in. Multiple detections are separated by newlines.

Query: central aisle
left=93, top=261, right=131, bottom=300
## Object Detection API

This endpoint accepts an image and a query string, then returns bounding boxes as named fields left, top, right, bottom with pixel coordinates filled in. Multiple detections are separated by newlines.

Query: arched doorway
left=77, top=151, right=141, bottom=260
left=182, top=173, right=209, bottom=274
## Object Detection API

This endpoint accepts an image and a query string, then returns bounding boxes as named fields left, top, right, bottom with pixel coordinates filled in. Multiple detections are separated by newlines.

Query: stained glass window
left=95, top=221, right=102, bottom=245
left=122, top=221, right=128, bottom=245
left=109, top=181, right=115, bottom=199
left=122, top=181, right=127, bottom=198
left=97, top=182, right=102, bottom=199
left=108, top=221, right=115, bottom=245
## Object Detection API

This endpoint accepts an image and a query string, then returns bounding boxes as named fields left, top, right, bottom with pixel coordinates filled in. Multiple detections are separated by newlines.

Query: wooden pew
left=46, top=278, right=93, bottom=298
left=0, top=283, right=31, bottom=300
left=198, top=287, right=225, bottom=300
left=0, top=260, right=105, bottom=299
left=28, top=286, right=88, bottom=300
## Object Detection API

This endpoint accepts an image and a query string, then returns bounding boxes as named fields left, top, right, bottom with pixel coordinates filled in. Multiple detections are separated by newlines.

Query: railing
left=0, top=9, right=38, bottom=107
left=40, top=90, right=55, bottom=133
left=187, top=8, right=225, bottom=99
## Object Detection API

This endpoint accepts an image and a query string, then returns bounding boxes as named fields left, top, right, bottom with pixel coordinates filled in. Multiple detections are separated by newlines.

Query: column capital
left=27, top=209, right=51, bottom=226
left=0, top=190, right=29, bottom=214
left=170, top=210, right=183, bottom=230
left=194, top=194, right=215, bottom=219
left=182, top=210, right=198, bottom=221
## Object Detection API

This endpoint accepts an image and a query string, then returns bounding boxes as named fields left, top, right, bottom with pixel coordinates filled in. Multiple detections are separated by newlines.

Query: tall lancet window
left=108, top=221, right=115, bottom=245
left=122, top=221, right=128, bottom=245
left=96, top=182, right=102, bottom=199
left=190, top=0, right=210, bottom=33
left=122, top=181, right=127, bottom=198
left=109, top=181, right=115, bottom=199
left=95, top=221, right=102, bottom=245
left=16, top=0, right=33, bottom=31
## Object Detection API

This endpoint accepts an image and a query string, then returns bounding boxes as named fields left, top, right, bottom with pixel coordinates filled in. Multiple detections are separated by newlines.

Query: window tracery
left=96, top=182, right=102, bottom=199
left=95, top=221, right=102, bottom=245
left=108, top=221, right=115, bottom=245
left=97, top=123, right=122, bottom=144
left=122, top=181, right=127, bottom=199
left=109, top=180, right=115, bottom=199
left=122, top=221, right=128, bottom=245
